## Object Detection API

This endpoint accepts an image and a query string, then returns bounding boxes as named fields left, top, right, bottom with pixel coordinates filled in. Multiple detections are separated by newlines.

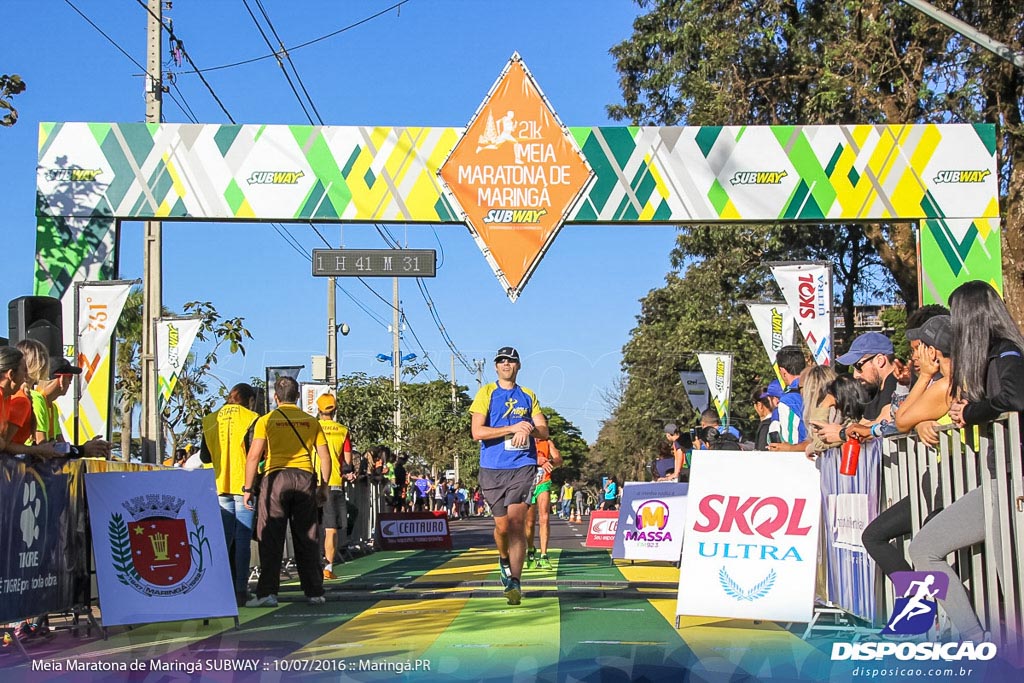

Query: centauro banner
left=696, top=352, right=733, bottom=424
left=676, top=451, right=821, bottom=623
left=770, top=262, right=833, bottom=366
left=746, top=302, right=794, bottom=383
left=84, top=469, right=236, bottom=626
left=156, top=317, right=203, bottom=410
left=55, top=281, right=133, bottom=442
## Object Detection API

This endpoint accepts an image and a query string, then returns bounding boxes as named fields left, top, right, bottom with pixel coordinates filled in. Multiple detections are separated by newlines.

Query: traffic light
left=8, top=296, right=64, bottom=357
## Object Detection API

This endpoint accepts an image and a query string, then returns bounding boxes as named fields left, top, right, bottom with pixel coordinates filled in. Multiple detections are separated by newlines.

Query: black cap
left=494, top=347, right=520, bottom=363
left=907, top=315, right=952, bottom=356
left=50, top=357, right=82, bottom=378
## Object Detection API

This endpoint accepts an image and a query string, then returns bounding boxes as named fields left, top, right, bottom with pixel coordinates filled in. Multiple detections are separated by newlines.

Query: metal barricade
left=880, top=414, right=1024, bottom=660
left=344, top=478, right=386, bottom=548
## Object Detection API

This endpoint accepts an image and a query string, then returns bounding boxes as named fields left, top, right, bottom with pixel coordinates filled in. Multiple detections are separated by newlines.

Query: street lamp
left=375, top=352, right=416, bottom=365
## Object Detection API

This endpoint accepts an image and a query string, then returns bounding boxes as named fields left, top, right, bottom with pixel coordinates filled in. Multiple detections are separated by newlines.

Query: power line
left=174, top=1, right=412, bottom=75
left=132, top=0, right=235, bottom=123
left=241, top=0, right=315, bottom=125
left=252, top=0, right=326, bottom=125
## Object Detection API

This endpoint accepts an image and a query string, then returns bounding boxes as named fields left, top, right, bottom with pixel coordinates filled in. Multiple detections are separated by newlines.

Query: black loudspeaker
left=8, top=296, right=64, bottom=358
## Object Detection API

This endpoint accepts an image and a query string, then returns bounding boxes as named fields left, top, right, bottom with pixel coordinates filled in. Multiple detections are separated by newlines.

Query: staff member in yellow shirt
left=200, top=383, right=259, bottom=607
left=316, top=393, right=354, bottom=580
left=243, top=376, right=332, bottom=607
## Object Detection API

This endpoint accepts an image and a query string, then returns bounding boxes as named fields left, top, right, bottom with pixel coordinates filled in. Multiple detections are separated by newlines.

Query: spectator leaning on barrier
left=200, top=382, right=259, bottom=607
left=768, top=345, right=807, bottom=450
left=908, top=281, right=1024, bottom=643
left=816, top=332, right=899, bottom=444
left=0, top=346, right=59, bottom=459
left=243, top=375, right=332, bottom=608
left=806, top=375, right=868, bottom=460
left=800, top=364, right=838, bottom=454
left=861, top=315, right=953, bottom=581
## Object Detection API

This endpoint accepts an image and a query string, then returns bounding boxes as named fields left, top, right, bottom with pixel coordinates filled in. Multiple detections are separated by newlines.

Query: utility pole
left=451, top=353, right=458, bottom=482
left=327, top=276, right=337, bottom=389
left=473, top=358, right=485, bottom=387
left=392, top=277, right=401, bottom=444
left=140, top=0, right=163, bottom=464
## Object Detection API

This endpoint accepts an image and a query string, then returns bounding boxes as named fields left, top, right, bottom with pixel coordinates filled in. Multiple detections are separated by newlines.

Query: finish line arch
left=34, top=54, right=1001, bottom=438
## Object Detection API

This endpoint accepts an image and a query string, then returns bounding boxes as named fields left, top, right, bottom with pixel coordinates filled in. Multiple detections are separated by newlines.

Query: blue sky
left=1, top=0, right=682, bottom=443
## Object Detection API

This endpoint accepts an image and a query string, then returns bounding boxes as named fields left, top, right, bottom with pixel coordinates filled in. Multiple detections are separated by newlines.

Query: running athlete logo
left=501, top=397, right=528, bottom=419
left=882, top=571, right=949, bottom=635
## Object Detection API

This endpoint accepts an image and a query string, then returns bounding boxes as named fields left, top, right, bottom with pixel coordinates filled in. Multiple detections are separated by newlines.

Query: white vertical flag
left=770, top=262, right=833, bottom=366
left=57, top=281, right=134, bottom=441
left=300, top=383, right=332, bottom=416
left=156, top=318, right=203, bottom=409
left=680, top=370, right=711, bottom=416
left=696, top=352, right=733, bottom=425
left=746, top=302, right=795, bottom=382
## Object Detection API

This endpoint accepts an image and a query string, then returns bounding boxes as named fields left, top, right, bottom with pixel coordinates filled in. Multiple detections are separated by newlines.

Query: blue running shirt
left=470, top=382, right=542, bottom=469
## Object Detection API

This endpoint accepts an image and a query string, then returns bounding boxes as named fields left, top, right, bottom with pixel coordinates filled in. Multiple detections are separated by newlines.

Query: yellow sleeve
left=253, top=414, right=269, bottom=440
left=523, top=388, right=542, bottom=417
left=469, top=384, right=495, bottom=415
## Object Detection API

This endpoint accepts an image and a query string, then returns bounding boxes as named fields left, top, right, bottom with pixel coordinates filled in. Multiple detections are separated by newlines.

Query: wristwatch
left=242, top=485, right=253, bottom=493
left=838, top=427, right=848, bottom=442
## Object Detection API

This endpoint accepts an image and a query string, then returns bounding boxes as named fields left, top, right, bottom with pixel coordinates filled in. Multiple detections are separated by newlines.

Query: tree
left=544, top=407, right=589, bottom=484
left=0, top=74, right=26, bottom=127
left=114, top=289, right=145, bottom=460
left=609, top=0, right=1024, bottom=320
left=160, top=300, right=253, bottom=452
left=113, top=293, right=252, bottom=457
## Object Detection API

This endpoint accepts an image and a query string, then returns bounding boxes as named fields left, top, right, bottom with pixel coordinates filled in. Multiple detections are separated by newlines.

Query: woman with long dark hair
left=908, top=281, right=1024, bottom=642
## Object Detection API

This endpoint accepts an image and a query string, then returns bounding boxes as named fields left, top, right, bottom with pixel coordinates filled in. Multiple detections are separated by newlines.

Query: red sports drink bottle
left=839, top=437, right=861, bottom=476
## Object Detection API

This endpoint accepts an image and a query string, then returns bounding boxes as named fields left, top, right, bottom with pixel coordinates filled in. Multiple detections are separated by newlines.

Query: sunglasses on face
left=495, top=358, right=517, bottom=365
left=852, top=354, right=880, bottom=372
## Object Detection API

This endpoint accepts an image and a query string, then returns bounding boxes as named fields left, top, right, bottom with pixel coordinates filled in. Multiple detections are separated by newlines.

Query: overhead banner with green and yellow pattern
left=36, top=120, right=1000, bottom=305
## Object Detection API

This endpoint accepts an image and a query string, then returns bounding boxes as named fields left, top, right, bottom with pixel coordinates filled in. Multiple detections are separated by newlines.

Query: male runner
left=470, top=346, right=549, bottom=605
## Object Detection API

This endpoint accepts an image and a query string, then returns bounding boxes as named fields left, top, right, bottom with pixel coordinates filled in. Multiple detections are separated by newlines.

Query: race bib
left=504, top=434, right=530, bottom=451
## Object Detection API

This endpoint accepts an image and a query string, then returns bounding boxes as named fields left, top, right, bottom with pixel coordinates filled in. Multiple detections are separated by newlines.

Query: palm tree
left=113, top=288, right=144, bottom=460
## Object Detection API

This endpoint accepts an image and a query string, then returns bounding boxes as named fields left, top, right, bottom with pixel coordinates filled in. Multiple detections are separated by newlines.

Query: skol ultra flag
left=770, top=262, right=833, bottom=366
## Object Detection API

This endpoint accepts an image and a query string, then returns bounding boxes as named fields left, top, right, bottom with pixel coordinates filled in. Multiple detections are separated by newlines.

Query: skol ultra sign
left=438, top=53, right=593, bottom=301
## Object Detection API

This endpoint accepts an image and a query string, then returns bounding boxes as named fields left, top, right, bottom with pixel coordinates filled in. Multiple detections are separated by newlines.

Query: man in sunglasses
left=470, top=346, right=549, bottom=605
left=815, top=332, right=899, bottom=443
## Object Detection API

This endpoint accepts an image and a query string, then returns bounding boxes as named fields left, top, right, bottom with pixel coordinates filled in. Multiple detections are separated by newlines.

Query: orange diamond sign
left=439, top=53, right=593, bottom=302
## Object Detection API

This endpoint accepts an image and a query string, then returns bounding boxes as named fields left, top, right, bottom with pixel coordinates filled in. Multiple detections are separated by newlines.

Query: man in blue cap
left=814, top=331, right=899, bottom=443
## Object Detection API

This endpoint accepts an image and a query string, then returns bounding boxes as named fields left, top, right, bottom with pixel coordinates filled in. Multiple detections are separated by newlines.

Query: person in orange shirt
left=525, top=436, right=562, bottom=570
left=0, top=345, right=57, bottom=458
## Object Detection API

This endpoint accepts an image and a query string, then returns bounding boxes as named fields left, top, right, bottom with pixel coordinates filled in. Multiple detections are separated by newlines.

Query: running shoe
left=504, top=578, right=522, bottom=605
left=537, top=554, right=552, bottom=570
left=498, top=560, right=513, bottom=589
left=245, top=594, right=278, bottom=608
left=526, top=548, right=536, bottom=569
left=323, top=569, right=337, bottom=580
left=308, top=596, right=326, bottom=605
